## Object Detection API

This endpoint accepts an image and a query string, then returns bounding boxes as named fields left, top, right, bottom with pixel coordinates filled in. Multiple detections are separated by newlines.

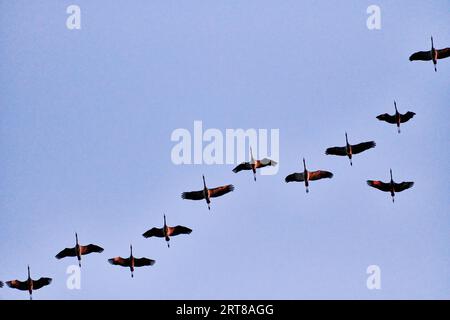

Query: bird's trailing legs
left=250, top=147, right=257, bottom=182
left=302, top=158, right=309, bottom=193
left=431, top=36, right=437, bottom=72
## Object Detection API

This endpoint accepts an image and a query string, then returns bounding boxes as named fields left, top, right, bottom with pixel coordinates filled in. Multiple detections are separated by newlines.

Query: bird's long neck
left=250, top=147, right=255, bottom=163
left=345, top=132, right=349, bottom=146
left=27, top=265, right=30, bottom=279
left=303, top=158, right=307, bottom=172
left=130, top=245, right=133, bottom=258
left=390, top=169, right=393, bottom=183
left=431, top=36, right=434, bottom=50
left=163, top=215, right=167, bottom=228
left=75, top=233, right=79, bottom=246
left=202, top=175, right=207, bottom=189
left=394, top=101, right=398, bottom=114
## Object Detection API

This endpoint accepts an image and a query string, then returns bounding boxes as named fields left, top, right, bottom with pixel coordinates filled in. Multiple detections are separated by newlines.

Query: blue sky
left=0, top=0, right=449, bottom=299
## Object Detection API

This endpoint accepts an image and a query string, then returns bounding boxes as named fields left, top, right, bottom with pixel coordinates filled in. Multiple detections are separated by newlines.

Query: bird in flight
left=232, top=147, right=277, bottom=181
left=409, top=36, right=450, bottom=72
left=181, top=175, right=234, bottom=210
left=108, top=245, right=155, bottom=278
left=55, top=233, right=104, bottom=267
left=325, top=133, right=376, bottom=166
left=376, top=101, right=415, bottom=133
left=367, top=169, right=414, bottom=203
left=285, top=158, right=333, bottom=193
left=5, top=265, right=52, bottom=300
left=0, top=281, right=3, bottom=288
left=143, top=215, right=192, bottom=248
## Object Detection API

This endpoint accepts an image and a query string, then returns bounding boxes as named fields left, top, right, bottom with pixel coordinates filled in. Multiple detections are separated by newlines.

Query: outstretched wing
left=168, top=225, right=192, bottom=236
left=209, top=185, right=234, bottom=198
left=32, top=277, right=52, bottom=290
left=285, top=173, right=304, bottom=183
left=108, top=257, right=130, bottom=267
left=232, top=162, right=252, bottom=173
left=376, top=113, right=396, bottom=124
left=325, top=146, right=347, bottom=156
left=308, top=170, right=333, bottom=181
left=0, top=281, right=3, bottom=288
left=142, top=227, right=165, bottom=238
left=409, top=50, right=432, bottom=61
left=181, top=190, right=205, bottom=200
left=437, top=48, right=450, bottom=59
left=55, top=247, right=77, bottom=259
left=256, top=158, right=277, bottom=169
left=351, top=141, right=376, bottom=154
left=367, top=180, right=391, bottom=192
left=400, top=111, right=416, bottom=123
left=394, top=181, right=414, bottom=192
left=134, top=257, right=155, bottom=267
left=80, top=244, right=104, bottom=255
left=6, top=280, right=28, bottom=291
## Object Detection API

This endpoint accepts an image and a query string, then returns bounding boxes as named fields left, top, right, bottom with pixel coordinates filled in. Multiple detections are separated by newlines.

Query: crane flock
left=1, top=35, right=448, bottom=300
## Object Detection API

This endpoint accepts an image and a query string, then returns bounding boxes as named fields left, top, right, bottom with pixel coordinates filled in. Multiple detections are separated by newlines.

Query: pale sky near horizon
left=0, top=1, right=449, bottom=300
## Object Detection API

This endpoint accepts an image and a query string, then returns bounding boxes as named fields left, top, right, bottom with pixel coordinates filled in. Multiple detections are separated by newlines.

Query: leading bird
left=181, top=175, right=234, bottom=210
left=409, top=36, right=450, bottom=72
left=367, top=169, right=414, bottom=203
left=108, top=245, right=155, bottom=278
left=143, top=215, right=192, bottom=248
left=325, top=133, right=376, bottom=166
left=285, top=158, right=333, bottom=193
left=232, top=147, right=277, bottom=181
left=6, top=266, right=52, bottom=300
left=55, top=233, right=104, bottom=267
left=376, top=101, right=415, bottom=133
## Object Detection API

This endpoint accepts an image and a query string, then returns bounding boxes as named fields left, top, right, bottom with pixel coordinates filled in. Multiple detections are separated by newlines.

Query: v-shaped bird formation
left=2, top=33, right=447, bottom=299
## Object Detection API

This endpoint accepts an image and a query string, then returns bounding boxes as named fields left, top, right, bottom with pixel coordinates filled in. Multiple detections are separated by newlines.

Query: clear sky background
left=0, top=1, right=449, bottom=300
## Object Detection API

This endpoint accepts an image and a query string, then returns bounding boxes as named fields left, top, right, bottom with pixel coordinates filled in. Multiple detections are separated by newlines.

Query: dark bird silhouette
left=285, top=158, right=333, bottom=193
left=143, top=215, right=192, bottom=248
left=367, top=169, right=414, bottom=203
left=376, top=101, right=415, bottom=133
left=108, top=245, right=155, bottom=278
left=232, top=147, right=277, bottom=181
left=181, top=175, right=234, bottom=210
left=6, top=266, right=52, bottom=300
left=55, top=233, right=104, bottom=267
left=0, top=281, right=3, bottom=288
left=409, top=36, right=450, bottom=72
left=325, top=133, right=376, bottom=166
